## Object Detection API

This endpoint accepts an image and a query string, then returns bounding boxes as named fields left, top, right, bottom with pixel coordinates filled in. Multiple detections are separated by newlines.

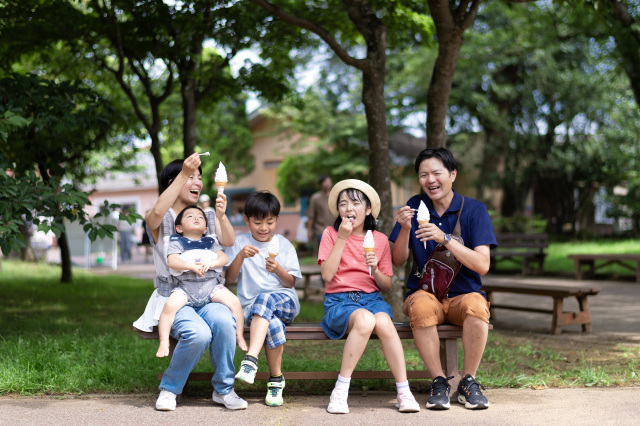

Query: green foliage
left=269, top=88, right=370, bottom=203
left=0, top=72, right=141, bottom=256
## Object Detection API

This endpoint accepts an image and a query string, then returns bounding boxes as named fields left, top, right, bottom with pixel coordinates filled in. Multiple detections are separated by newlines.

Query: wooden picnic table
left=567, top=254, right=640, bottom=283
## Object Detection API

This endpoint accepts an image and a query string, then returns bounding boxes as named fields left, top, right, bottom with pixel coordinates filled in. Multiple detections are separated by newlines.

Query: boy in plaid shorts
left=225, top=191, right=301, bottom=407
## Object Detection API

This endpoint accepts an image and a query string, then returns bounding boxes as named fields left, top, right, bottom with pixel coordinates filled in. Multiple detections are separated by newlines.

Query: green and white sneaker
left=265, top=378, right=285, bottom=406
left=235, top=360, right=258, bottom=384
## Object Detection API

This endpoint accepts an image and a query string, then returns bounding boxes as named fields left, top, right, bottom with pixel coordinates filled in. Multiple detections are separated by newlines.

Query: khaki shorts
left=402, top=290, right=490, bottom=329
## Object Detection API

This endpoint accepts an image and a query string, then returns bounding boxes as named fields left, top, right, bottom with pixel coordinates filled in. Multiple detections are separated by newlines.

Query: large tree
left=0, top=73, right=140, bottom=282
left=1, top=0, right=296, bottom=189
left=248, top=0, right=432, bottom=236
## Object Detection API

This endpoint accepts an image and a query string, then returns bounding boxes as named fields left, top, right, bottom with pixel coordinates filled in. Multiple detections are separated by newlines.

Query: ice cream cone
left=418, top=220, right=429, bottom=249
left=268, top=252, right=278, bottom=259
left=364, top=247, right=375, bottom=275
left=215, top=180, right=227, bottom=195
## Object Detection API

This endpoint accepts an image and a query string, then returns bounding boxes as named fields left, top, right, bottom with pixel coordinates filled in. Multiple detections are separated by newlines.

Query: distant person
left=307, top=175, right=334, bottom=251
left=199, top=194, right=214, bottom=212
left=389, top=148, right=497, bottom=410
left=225, top=191, right=302, bottom=407
left=156, top=205, right=248, bottom=359
left=118, top=212, right=134, bottom=263
left=318, top=179, right=420, bottom=414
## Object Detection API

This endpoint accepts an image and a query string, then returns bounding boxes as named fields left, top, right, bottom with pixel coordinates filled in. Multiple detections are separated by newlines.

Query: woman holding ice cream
left=318, top=179, right=420, bottom=414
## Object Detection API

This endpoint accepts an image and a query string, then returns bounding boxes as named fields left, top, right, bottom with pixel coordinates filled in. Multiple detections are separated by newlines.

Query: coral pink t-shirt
left=318, top=226, right=393, bottom=294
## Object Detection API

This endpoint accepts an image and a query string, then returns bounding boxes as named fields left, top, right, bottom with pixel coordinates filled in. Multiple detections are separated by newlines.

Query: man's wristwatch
left=442, top=233, right=452, bottom=245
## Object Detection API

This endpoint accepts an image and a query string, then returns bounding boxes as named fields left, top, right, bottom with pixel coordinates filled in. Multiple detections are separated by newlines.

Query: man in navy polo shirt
left=389, top=148, right=497, bottom=411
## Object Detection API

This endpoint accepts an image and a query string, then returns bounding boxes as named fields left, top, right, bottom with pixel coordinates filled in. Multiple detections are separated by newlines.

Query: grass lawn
left=1, top=242, right=639, bottom=396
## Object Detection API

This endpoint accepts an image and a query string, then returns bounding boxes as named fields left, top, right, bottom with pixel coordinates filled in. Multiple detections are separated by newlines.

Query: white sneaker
left=155, top=389, right=177, bottom=411
left=235, top=360, right=258, bottom=384
left=212, top=389, right=248, bottom=410
left=396, top=391, right=420, bottom=412
left=326, top=388, right=349, bottom=414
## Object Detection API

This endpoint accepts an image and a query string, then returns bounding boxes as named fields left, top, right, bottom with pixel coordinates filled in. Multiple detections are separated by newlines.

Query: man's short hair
left=414, top=148, right=457, bottom=174
left=318, top=175, right=331, bottom=185
left=244, top=191, right=281, bottom=220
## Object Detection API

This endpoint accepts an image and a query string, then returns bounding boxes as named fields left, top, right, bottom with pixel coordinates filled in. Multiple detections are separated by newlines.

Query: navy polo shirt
left=389, top=190, right=497, bottom=299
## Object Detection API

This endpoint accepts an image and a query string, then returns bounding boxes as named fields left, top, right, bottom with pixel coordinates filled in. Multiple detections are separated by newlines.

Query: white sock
left=335, top=374, right=351, bottom=391
left=396, top=380, right=411, bottom=394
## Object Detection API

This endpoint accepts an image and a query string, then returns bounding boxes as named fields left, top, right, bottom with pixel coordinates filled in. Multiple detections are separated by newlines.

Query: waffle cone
left=268, top=253, right=278, bottom=259
left=215, top=180, right=227, bottom=188
left=363, top=247, right=375, bottom=253
left=418, top=220, right=429, bottom=225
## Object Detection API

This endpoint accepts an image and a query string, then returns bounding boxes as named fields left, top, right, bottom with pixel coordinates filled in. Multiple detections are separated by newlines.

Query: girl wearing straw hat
left=318, top=179, right=420, bottom=414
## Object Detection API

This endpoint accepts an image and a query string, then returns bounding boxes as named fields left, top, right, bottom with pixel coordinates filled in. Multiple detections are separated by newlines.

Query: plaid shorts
left=247, top=292, right=297, bottom=349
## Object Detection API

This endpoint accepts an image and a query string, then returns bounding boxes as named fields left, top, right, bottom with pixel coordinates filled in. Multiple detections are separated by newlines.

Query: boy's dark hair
left=160, top=159, right=203, bottom=191
left=318, top=175, right=330, bottom=185
left=244, top=191, right=280, bottom=220
left=332, top=188, right=377, bottom=232
left=414, top=148, right=457, bottom=175
left=175, top=205, right=208, bottom=235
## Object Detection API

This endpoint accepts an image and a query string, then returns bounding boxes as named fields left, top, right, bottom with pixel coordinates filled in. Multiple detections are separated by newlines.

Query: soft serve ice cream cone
left=363, top=230, right=375, bottom=276
left=214, top=161, right=227, bottom=195
left=417, top=200, right=430, bottom=250
left=268, top=236, right=280, bottom=260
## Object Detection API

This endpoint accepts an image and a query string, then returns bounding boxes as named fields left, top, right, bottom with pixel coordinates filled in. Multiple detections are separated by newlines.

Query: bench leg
left=440, top=337, right=460, bottom=399
left=303, top=275, right=311, bottom=301
left=573, top=260, right=583, bottom=280
left=551, top=297, right=564, bottom=335
left=486, top=291, right=495, bottom=321
left=576, top=295, right=592, bottom=333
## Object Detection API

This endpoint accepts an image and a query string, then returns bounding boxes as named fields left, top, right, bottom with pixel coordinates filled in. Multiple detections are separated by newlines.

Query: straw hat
left=328, top=179, right=381, bottom=219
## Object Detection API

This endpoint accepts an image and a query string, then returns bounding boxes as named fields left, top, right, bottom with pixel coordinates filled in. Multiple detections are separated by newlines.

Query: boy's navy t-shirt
left=389, top=190, right=497, bottom=299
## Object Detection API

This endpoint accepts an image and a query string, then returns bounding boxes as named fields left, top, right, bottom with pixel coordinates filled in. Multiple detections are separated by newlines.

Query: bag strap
left=452, top=196, right=464, bottom=238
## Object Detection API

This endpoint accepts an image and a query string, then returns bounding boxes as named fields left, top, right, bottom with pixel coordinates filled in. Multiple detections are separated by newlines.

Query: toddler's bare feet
left=156, top=340, right=170, bottom=358
left=237, top=334, right=248, bottom=352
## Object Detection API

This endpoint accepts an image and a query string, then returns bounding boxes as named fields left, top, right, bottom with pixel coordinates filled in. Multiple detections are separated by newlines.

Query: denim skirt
left=320, top=291, right=393, bottom=340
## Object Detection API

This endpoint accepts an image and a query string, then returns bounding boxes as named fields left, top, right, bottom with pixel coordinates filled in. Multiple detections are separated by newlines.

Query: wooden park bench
left=483, top=282, right=600, bottom=335
left=490, top=233, right=549, bottom=275
left=135, top=322, right=492, bottom=397
left=567, top=254, right=640, bottom=283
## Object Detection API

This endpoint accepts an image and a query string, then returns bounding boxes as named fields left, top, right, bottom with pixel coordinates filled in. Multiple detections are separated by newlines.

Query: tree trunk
left=425, top=0, right=482, bottom=148
left=361, top=59, right=404, bottom=317
left=426, top=32, right=463, bottom=148
left=149, top=132, right=164, bottom=194
left=58, top=231, right=72, bottom=283
left=608, top=0, right=640, bottom=109
left=182, top=77, right=197, bottom=157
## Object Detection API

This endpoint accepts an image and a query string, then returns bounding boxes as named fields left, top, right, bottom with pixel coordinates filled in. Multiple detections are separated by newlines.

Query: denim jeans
left=159, top=302, right=236, bottom=395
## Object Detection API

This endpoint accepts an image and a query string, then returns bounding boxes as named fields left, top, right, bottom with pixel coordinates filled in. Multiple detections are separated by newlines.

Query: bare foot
left=156, top=340, right=170, bottom=358
left=237, top=334, right=248, bottom=352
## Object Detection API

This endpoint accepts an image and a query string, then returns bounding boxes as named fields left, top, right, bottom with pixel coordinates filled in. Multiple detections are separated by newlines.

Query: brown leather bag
left=418, top=197, right=464, bottom=301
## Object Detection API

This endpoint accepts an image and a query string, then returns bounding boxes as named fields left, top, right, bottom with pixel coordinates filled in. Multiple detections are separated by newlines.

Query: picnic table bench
left=299, top=264, right=323, bottom=300
left=483, top=282, right=600, bottom=335
left=135, top=322, right=492, bottom=397
left=490, top=233, right=548, bottom=275
left=567, top=254, right=640, bottom=283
